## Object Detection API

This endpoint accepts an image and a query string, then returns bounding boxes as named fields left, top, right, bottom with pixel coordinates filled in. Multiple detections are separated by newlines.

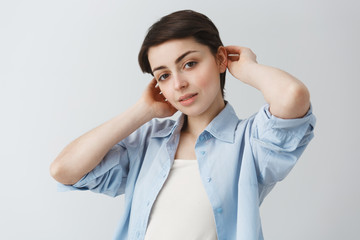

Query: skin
left=148, top=38, right=227, bottom=160
left=50, top=37, right=310, bottom=185
left=225, top=45, right=310, bottom=119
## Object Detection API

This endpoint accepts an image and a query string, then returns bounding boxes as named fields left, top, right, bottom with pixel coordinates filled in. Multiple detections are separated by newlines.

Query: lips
left=179, top=93, right=198, bottom=102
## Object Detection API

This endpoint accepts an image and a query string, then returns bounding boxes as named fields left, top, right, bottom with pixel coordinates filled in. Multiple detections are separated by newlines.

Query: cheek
left=197, top=60, right=221, bottom=86
left=196, top=69, right=221, bottom=90
left=159, top=85, right=172, bottom=100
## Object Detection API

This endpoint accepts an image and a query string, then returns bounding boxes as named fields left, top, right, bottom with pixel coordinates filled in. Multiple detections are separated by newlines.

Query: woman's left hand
left=225, top=45, right=310, bottom=119
left=225, top=46, right=258, bottom=84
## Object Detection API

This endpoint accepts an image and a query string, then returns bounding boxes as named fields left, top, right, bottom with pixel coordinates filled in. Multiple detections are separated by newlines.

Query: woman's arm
left=225, top=46, right=310, bottom=119
left=50, top=79, right=176, bottom=185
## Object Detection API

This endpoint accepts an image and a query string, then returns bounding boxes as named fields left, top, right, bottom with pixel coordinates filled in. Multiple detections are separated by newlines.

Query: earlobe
left=217, top=46, right=227, bottom=73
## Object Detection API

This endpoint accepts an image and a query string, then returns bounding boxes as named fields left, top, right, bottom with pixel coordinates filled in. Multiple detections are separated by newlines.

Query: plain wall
left=1, top=0, right=359, bottom=239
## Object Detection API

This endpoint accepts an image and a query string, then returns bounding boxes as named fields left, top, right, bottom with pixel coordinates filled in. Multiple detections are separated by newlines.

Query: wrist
left=133, top=100, right=154, bottom=123
left=239, top=61, right=261, bottom=88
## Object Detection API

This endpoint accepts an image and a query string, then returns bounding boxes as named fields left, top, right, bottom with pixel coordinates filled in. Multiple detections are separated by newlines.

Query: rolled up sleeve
left=57, top=143, right=129, bottom=197
left=250, top=104, right=316, bottom=185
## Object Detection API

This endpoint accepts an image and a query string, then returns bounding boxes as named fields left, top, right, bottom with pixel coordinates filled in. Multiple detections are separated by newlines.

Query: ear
left=216, top=46, right=227, bottom=73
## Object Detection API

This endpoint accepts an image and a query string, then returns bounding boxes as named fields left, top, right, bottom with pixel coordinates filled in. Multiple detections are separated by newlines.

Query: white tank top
left=144, top=159, right=218, bottom=240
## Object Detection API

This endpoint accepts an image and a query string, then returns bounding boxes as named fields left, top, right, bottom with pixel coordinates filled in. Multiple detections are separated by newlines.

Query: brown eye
left=158, top=73, right=170, bottom=81
left=184, top=61, right=197, bottom=69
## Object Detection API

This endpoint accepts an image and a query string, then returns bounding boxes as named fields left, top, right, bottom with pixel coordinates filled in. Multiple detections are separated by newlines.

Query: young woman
left=50, top=10, right=316, bottom=240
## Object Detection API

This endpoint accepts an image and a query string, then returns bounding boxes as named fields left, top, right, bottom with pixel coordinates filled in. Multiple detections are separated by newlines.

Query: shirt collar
left=151, top=112, right=184, bottom=138
left=151, top=102, right=239, bottom=143
left=204, top=102, right=239, bottom=143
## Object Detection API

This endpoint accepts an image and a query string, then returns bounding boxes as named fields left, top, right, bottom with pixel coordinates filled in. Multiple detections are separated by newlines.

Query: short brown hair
left=138, top=10, right=226, bottom=97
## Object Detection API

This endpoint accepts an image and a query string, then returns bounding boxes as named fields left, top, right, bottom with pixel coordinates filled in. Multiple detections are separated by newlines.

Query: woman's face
left=148, top=37, right=227, bottom=118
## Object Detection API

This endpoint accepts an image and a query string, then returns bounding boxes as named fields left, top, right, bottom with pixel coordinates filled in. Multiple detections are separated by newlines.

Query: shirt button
left=136, top=231, right=140, bottom=238
left=201, top=151, right=206, bottom=156
left=207, top=177, right=212, bottom=182
left=216, top=207, right=223, bottom=213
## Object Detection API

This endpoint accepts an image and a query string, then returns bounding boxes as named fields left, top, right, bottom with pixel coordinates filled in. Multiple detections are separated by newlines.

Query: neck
left=182, top=100, right=226, bottom=138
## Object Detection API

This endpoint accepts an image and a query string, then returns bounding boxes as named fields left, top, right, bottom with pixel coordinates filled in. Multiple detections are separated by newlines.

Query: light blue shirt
left=59, top=102, right=316, bottom=240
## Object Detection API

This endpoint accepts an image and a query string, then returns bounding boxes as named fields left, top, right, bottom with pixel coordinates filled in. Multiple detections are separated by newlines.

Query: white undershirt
left=144, top=159, right=218, bottom=240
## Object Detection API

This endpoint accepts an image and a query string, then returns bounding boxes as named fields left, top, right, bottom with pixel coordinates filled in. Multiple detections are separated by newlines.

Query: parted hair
left=138, top=10, right=226, bottom=97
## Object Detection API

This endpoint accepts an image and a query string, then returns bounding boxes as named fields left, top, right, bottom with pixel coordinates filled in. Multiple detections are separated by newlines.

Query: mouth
left=179, top=93, right=198, bottom=102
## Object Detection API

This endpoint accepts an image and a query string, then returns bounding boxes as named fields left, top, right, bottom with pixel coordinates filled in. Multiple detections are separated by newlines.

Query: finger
left=154, top=78, right=158, bottom=86
left=147, top=77, right=157, bottom=88
left=148, top=78, right=161, bottom=96
left=225, top=45, right=242, bottom=54
left=227, top=55, right=239, bottom=62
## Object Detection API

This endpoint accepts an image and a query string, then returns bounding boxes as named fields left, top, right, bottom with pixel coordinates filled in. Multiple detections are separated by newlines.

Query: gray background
left=1, top=0, right=359, bottom=239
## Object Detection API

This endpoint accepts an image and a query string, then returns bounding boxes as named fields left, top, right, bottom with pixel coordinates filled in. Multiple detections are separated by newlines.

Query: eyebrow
left=152, top=50, right=199, bottom=73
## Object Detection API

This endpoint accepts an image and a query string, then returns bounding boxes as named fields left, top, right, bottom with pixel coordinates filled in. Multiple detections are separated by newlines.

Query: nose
left=173, top=73, right=188, bottom=90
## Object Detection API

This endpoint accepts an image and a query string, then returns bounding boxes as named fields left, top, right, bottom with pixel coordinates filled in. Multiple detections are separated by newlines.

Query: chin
left=180, top=108, right=207, bottom=117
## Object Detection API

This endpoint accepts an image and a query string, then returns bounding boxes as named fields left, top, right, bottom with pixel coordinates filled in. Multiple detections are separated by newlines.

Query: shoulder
left=229, top=103, right=315, bottom=145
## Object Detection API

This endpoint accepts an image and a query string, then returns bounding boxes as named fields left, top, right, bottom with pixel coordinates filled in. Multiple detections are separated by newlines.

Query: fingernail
left=155, top=83, right=159, bottom=88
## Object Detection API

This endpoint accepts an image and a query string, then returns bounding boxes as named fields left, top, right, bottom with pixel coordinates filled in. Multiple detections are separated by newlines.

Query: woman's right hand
left=51, top=78, right=176, bottom=185
left=139, top=78, right=177, bottom=118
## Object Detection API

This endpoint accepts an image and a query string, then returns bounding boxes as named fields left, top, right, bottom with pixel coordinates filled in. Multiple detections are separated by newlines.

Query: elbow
left=286, top=83, right=310, bottom=117
left=271, top=83, right=310, bottom=119
left=49, top=160, right=62, bottom=183
left=50, top=159, right=78, bottom=185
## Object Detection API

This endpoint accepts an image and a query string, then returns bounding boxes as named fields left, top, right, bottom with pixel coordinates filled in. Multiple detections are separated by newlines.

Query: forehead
left=148, top=37, right=209, bottom=69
